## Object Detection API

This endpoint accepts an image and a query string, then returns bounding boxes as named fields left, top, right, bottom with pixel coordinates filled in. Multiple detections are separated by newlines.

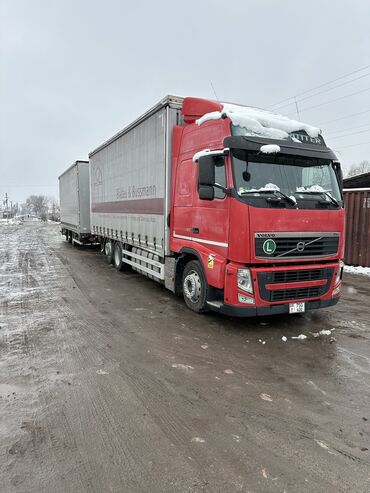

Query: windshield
left=232, top=154, right=342, bottom=207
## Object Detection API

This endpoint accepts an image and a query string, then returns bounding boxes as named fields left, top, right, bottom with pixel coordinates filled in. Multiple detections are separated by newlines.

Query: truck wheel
left=104, top=240, right=114, bottom=264
left=182, top=260, right=209, bottom=313
left=113, top=242, right=124, bottom=271
left=68, top=231, right=72, bottom=244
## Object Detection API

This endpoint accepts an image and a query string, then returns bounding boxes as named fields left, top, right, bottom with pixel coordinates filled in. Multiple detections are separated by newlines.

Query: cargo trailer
left=89, top=95, right=183, bottom=280
left=58, top=160, right=95, bottom=245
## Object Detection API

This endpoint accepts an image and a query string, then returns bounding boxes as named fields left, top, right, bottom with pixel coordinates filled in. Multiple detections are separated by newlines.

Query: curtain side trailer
left=58, top=160, right=96, bottom=245
left=89, top=96, right=183, bottom=282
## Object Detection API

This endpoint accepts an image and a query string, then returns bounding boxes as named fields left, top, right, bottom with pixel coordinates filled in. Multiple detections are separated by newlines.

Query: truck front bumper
left=208, top=296, right=339, bottom=318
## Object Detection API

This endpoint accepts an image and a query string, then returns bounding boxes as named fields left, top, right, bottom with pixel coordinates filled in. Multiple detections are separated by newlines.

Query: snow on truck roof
left=195, top=102, right=321, bottom=141
left=89, top=95, right=321, bottom=157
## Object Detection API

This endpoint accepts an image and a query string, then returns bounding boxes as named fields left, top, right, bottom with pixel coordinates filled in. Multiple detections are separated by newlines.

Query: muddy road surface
left=0, top=222, right=369, bottom=492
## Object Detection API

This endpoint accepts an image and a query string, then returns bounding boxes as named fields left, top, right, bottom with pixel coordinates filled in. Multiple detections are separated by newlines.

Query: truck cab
left=170, top=97, right=345, bottom=316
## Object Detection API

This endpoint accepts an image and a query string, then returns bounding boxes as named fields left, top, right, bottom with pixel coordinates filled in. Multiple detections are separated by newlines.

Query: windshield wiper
left=297, top=190, right=340, bottom=207
left=240, top=189, right=297, bottom=206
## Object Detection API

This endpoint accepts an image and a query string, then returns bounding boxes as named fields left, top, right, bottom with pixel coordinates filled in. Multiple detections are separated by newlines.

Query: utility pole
left=4, top=192, right=9, bottom=224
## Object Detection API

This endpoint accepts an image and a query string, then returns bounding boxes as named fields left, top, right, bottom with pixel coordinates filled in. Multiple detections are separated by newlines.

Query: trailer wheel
left=182, top=260, right=209, bottom=313
left=104, top=240, right=114, bottom=264
left=113, top=242, right=125, bottom=271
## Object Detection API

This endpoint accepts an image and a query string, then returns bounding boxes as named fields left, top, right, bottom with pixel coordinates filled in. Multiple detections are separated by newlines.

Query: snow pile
left=296, top=185, right=325, bottom=192
left=239, top=183, right=280, bottom=194
left=260, top=144, right=281, bottom=154
left=192, top=147, right=229, bottom=163
left=311, top=329, right=332, bottom=337
left=260, top=183, right=280, bottom=191
left=172, top=363, right=194, bottom=372
left=344, top=265, right=370, bottom=277
left=196, top=102, right=321, bottom=140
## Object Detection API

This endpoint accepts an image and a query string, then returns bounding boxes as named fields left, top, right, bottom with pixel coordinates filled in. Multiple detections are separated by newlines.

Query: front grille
left=272, top=269, right=324, bottom=283
left=257, top=267, right=334, bottom=302
left=255, top=233, right=339, bottom=259
left=271, top=287, right=320, bottom=302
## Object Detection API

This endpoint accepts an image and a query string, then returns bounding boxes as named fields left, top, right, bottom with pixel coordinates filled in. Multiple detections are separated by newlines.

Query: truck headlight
left=334, top=260, right=344, bottom=285
left=238, top=269, right=253, bottom=294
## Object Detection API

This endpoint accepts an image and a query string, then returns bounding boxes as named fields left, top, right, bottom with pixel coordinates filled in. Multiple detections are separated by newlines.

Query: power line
left=267, top=63, right=370, bottom=109
left=336, top=140, right=370, bottom=149
left=326, top=123, right=370, bottom=136
left=327, top=129, right=370, bottom=140
left=285, top=86, right=370, bottom=115
left=272, top=72, right=370, bottom=111
left=318, top=108, right=370, bottom=125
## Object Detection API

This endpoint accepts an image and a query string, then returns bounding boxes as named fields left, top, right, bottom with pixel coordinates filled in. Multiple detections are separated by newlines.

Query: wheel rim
left=183, top=270, right=201, bottom=303
left=105, top=242, right=112, bottom=256
left=114, top=248, right=120, bottom=266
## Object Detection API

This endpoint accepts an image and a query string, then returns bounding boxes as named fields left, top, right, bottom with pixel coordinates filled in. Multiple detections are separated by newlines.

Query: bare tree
left=25, top=195, right=49, bottom=218
left=48, top=196, right=60, bottom=222
left=346, top=160, right=370, bottom=177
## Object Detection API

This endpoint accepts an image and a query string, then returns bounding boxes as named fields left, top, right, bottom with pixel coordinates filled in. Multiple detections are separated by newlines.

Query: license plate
left=289, top=302, right=305, bottom=314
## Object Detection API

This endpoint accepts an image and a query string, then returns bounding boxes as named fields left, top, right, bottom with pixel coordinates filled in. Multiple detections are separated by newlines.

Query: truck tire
left=182, top=260, right=209, bottom=313
left=113, top=242, right=124, bottom=271
left=104, top=240, right=114, bottom=264
left=68, top=231, right=72, bottom=244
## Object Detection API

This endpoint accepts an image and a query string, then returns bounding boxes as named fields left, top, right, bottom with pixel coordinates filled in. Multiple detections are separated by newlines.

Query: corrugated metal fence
left=343, top=188, right=370, bottom=267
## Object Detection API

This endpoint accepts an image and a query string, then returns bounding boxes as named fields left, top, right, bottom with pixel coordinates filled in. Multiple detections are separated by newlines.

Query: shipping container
left=58, top=160, right=91, bottom=244
left=343, top=188, right=370, bottom=267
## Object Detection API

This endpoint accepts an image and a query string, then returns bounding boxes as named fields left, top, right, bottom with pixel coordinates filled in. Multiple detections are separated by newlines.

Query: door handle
left=192, top=227, right=200, bottom=234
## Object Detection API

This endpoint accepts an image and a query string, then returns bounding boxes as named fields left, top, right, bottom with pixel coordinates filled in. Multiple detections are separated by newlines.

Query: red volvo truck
left=88, top=95, right=345, bottom=316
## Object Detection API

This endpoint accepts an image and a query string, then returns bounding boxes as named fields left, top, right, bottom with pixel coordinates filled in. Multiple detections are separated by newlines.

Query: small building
left=2, top=210, right=15, bottom=219
left=343, top=172, right=370, bottom=267
left=343, top=171, right=370, bottom=189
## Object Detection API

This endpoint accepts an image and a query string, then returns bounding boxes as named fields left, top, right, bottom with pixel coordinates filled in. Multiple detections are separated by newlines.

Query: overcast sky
left=1, top=0, right=369, bottom=204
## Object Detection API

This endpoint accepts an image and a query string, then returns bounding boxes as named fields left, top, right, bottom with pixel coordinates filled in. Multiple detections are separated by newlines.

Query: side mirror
left=199, top=185, right=214, bottom=200
left=198, top=155, right=216, bottom=186
left=338, top=167, right=343, bottom=190
left=334, top=162, right=343, bottom=190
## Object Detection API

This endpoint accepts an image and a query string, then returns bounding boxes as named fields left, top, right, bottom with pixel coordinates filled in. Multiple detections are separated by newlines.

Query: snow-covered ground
left=0, top=218, right=23, bottom=226
left=344, top=265, right=370, bottom=277
left=0, top=217, right=42, bottom=226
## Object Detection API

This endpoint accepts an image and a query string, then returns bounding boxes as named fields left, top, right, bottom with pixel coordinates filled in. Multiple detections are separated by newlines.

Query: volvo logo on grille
left=296, top=241, right=305, bottom=252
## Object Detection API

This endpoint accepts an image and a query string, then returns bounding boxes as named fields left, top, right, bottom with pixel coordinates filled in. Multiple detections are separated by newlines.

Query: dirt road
left=0, top=223, right=369, bottom=492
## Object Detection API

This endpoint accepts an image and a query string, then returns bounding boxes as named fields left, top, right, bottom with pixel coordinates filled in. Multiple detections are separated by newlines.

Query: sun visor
left=224, top=136, right=338, bottom=161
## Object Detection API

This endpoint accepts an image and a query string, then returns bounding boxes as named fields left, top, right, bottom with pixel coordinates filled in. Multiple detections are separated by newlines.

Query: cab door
left=192, top=157, right=230, bottom=257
